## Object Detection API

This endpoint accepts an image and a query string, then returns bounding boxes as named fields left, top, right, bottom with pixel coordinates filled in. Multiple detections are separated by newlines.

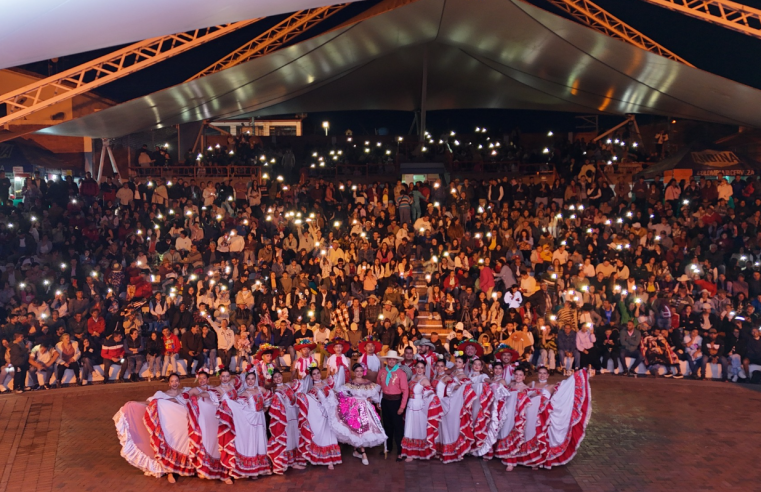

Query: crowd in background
left=1, top=144, right=760, bottom=394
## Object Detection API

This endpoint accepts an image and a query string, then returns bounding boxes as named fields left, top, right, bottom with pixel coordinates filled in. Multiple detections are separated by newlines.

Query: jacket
left=620, top=328, right=642, bottom=353
left=10, top=340, right=29, bottom=367
left=101, top=335, right=125, bottom=361
left=180, top=331, right=203, bottom=356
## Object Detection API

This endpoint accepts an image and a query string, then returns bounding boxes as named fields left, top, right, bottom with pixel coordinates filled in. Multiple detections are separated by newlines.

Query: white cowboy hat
left=380, top=350, right=404, bottom=360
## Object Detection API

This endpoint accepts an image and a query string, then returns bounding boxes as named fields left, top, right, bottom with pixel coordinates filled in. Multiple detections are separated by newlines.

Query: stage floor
left=1, top=375, right=759, bottom=492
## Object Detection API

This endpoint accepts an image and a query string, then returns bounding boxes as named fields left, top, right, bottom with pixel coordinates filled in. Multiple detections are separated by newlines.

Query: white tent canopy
left=0, top=0, right=359, bottom=69
left=38, top=0, right=761, bottom=138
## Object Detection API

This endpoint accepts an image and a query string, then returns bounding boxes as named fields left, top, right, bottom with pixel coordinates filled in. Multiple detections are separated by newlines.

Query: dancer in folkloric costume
left=113, top=384, right=170, bottom=479
left=268, top=369, right=307, bottom=474
left=472, top=362, right=528, bottom=467
left=434, top=355, right=476, bottom=463
left=296, top=367, right=342, bottom=469
left=143, top=374, right=195, bottom=483
left=535, top=367, right=591, bottom=469
left=185, top=368, right=229, bottom=483
left=377, top=350, right=409, bottom=462
left=357, top=336, right=382, bottom=382
left=468, top=358, right=494, bottom=454
left=493, top=344, right=519, bottom=383
left=511, top=364, right=553, bottom=469
left=456, top=338, right=483, bottom=376
left=253, top=343, right=280, bottom=388
left=326, top=337, right=351, bottom=388
left=400, top=360, right=442, bottom=462
left=292, top=338, right=318, bottom=379
left=413, top=339, right=437, bottom=380
left=323, top=362, right=387, bottom=466
left=217, top=370, right=272, bottom=480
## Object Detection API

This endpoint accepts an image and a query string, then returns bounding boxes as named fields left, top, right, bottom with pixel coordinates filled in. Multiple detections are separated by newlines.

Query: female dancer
left=434, top=356, right=476, bottom=463
left=144, top=374, right=195, bottom=483
left=186, top=368, right=228, bottom=483
left=490, top=364, right=531, bottom=471
left=297, top=367, right=342, bottom=469
left=217, top=370, right=272, bottom=480
left=509, top=364, right=545, bottom=470
left=323, top=362, right=387, bottom=465
left=469, top=358, right=494, bottom=453
left=268, top=369, right=307, bottom=474
left=400, top=360, right=442, bottom=462
left=534, top=367, right=591, bottom=469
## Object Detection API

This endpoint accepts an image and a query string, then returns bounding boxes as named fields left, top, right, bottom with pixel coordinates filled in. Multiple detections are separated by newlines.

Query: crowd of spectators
left=1, top=150, right=761, bottom=395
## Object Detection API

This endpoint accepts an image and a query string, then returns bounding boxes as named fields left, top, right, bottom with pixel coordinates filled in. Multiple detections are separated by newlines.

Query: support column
left=96, top=141, right=107, bottom=182
left=419, top=45, right=428, bottom=145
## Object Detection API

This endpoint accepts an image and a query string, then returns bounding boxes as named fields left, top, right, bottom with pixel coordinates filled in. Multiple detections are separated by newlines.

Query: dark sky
left=18, top=0, right=761, bottom=135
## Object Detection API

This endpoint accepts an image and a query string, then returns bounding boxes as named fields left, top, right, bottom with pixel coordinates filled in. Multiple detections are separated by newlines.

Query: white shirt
left=503, top=290, right=523, bottom=309
left=175, top=236, right=192, bottom=252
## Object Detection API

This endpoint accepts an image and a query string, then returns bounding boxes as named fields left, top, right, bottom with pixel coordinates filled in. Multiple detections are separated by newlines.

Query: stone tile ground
left=0, top=376, right=758, bottom=492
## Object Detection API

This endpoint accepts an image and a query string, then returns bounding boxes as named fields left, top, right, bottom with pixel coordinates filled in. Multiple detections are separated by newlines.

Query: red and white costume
left=296, top=378, right=342, bottom=467
left=143, top=391, right=195, bottom=477
left=433, top=374, right=476, bottom=463
left=268, top=383, right=306, bottom=474
left=326, top=353, right=350, bottom=387
left=400, top=379, right=443, bottom=460
left=358, top=353, right=381, bottom=374
left=113, top=401, right=165, bottom=478
left=473, top=370, right=591, bottom=469
left=217, top=386, right=272, bottom=478
left=469, top=372, right=495, bottom=453
left=185, top=385, right=227, bottom=480
left=294, top=355, right=318, bottom=379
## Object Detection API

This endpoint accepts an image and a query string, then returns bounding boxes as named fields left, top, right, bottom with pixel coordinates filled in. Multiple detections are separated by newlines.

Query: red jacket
left=162, top=334, right=181, bottom=354
left=87, top=316, right=105, bottom=337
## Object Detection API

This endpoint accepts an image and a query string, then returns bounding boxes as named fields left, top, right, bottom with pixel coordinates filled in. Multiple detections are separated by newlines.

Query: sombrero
left=254, top=343, right=281, bottom=360
left=456, top=338, right=484, bottom=357
left=294, top=338, right=316, bottom=351
left=413, top=338, right=436, bottom=350
left=358, top=336, right=382, bottom=354
left=326, top=337, right=351, bottom=354
left=494, top=343, right=519, bottom=361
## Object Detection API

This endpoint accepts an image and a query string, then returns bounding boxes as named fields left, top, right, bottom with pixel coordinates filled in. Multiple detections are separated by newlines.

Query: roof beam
left=544, top=0, right=694, bottom=66
left=639, top=0, right=761, bottom=39
left=187, top=4, right=348, bottom=82
left=0, top=20, right=258, bottom=128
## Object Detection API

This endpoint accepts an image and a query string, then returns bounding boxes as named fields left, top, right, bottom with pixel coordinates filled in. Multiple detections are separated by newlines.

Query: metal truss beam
left=640, top=0, right=761, bottom=38
left=545, top=0, right=694, bottom=66
left=187, top=4, right=348, bottom=82
left=0, top=20, right=258, bottom=127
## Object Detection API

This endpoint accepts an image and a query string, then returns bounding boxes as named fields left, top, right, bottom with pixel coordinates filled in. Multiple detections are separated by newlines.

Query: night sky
left=17, top=0, right=761, bottom=135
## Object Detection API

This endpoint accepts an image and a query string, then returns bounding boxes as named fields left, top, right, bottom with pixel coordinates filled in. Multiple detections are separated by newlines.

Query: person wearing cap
left=377, top=350, right=408, bottom=461
left=414, top=339, right=437, bottom=379
left=698, top=328, right=728, bottom=381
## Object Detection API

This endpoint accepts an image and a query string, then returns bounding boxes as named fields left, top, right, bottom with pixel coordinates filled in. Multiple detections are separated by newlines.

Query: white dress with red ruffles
left=400, top=381, right=442, bottom=460
left=297, top=381, right=342, bottom=466
left=217, top=391, right=272, bottom=478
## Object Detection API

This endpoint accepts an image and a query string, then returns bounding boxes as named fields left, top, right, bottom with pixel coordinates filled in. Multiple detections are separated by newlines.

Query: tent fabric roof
left=0, top=0, right=359, bottom=70
left=0, top=138, right=68, bottom=172
left=39, top=0, right=761, bottom=139
left=636, top=143, right=761, bottom=178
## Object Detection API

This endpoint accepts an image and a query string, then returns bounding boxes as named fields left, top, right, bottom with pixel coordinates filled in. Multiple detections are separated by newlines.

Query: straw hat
left=380, top=350, right=403, bottom=360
